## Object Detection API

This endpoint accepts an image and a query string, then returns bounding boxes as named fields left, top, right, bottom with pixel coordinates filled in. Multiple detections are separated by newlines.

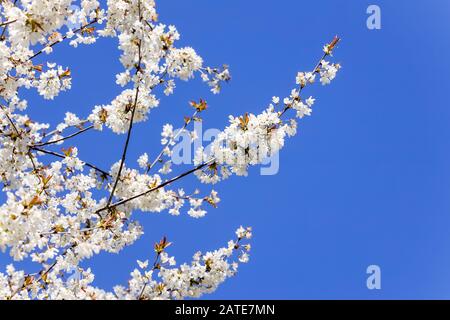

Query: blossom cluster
left=193, top=59, right=340, bottom=184
left=0, top=0, right=340, bottom=300
left=88, top=89, right=159, bottom=134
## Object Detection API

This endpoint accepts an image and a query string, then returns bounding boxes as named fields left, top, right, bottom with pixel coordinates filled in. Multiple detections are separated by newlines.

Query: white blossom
left=166, top=47, right=203, bottom=81
left=0, top=0, right=340, bottom=300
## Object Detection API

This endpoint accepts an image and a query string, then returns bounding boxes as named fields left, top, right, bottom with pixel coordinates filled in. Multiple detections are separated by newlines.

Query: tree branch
left=0, top=104, right=20, bottom=135
left=32, top=125, right=94, bottom=147
left=98, top=38, right=341, bottom=214
left=148, top=109, right=199, bottom=172
left=106, top=46, right=142, bottom=206
left=0, top=19, right=17, bottom=28
left=28, top=19, right=99, bottom=61
left=279, top=37, right=340, bottom=117
left=97, top=159, right=214, bottom=214
left=30, top=146, right=111, bottom=178
left=106, top=2, right=169, bottom=207
left=0, top=0, right=17, bottom=41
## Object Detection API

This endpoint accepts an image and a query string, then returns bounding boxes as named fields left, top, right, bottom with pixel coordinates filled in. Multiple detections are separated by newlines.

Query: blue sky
left=2, top=0, right=450, bottom=299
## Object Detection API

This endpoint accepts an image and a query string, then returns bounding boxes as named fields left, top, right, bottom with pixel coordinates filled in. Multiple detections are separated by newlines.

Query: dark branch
left=32, top=125, right=94, bottom=147
left=30, top=146, right=111, bottom=178
left=97, top=160, right=213, bottom=213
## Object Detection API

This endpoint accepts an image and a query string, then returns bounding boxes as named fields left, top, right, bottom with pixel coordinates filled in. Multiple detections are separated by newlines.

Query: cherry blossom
left=0, top=0, right=340, bottom=300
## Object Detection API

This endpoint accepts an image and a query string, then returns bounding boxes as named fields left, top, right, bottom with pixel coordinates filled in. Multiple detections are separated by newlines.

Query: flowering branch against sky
left=0, top=0, right=340, bottom=299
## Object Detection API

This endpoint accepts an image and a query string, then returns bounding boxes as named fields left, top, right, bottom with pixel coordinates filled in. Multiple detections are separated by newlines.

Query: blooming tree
left=0, top=0, right=340, bottom=300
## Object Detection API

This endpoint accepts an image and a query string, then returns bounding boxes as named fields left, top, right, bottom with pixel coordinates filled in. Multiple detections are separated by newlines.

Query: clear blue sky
left=2, top=0, right=450, bottom=299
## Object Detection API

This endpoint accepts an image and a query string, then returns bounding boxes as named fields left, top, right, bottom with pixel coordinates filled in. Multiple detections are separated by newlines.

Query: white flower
left=64, top=112, right=81, bottom=126
left=35, top=66, right=71, bottom=100
left=137, top=260, right=149, bottom=269
left=187, top=208, right=207, bottom=218
left=319, top=60, right=340, bottom=85
left=238, top=252, right=249, bottom=263
left=164, top=80, right=175, bottom=96
left=306, top=96, right=315, bottom=107
left=0, top=0, right=339, bottom=300
left=89, top=89, right=159, bottom=134
left=116, top=71, right=131, bottom=87
left=161, top=124, right=174, bottom=145
left=43, top=46, right=53, bottom=54
left=158, top=161, right=172, bottom=174
left=236, top=226, right=246, bottom=238
left=166, top=47, right=203, bottom=80
left=137, top=153, right=149, bottom=169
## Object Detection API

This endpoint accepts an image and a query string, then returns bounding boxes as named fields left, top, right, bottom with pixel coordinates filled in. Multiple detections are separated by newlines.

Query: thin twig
left=148, top=110, right=199, bottom=172
left=0, top=105, right=48, bottom=193
left=106, top=47, right=142, bottom=206
left=32, top=125, right=94, bottom=147
left=97, top=159, right=214, bottom=213
left=279, top=36, right=340, bottom=117
left=106, top=0, right=145, bottom=207
left=107, top=6, right=170, bottom=206
left=0, top=0, right=17, bottom=41
left=101, top=70, right=169, bottom=210
left=30, top=146, right=111, bottom=177
left=28, top=19, right=98, bottom=61
left=279, top=51, right=327, bottom=117
left=43, top=120, right=89, bottom=138
left=9, top=244, right=75, bottom=299
left=138, top=252, right=160, bottom=299
left=0, top=104, right=20, bottom=135
left=0, top=19, right=17, bottom=28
